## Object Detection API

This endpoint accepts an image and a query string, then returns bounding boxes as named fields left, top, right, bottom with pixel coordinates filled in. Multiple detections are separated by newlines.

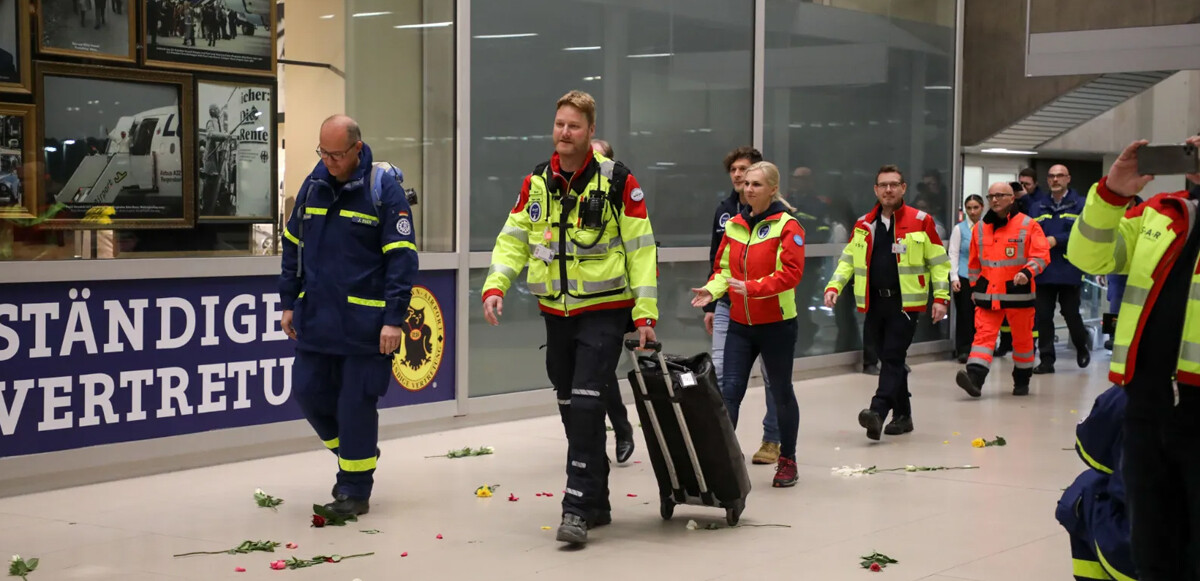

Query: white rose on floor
left=484, top=446, right=495, bottom=453
left=905, top=465, right=917, bottom=472
left=11, top=555, right=19, bottom=562
left=686, top=520, right=699, bottom=530
left=255, top=488, right=264, bottom=495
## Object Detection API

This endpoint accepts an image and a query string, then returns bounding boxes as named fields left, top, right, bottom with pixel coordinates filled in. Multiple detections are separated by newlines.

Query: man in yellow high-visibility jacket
left=481, top=91, right=658, bottom=547
left=1065, top=136, right=1200, bottom=578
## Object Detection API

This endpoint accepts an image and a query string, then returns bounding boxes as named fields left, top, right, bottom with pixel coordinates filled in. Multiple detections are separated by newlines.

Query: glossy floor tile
left=1, top=355, right=1110, bottom=580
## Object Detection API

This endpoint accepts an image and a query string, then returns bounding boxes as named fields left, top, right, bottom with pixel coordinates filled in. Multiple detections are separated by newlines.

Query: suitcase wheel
left=725, top=501, right=744, bottom=527
left=659, top=498, right=674, bottom=521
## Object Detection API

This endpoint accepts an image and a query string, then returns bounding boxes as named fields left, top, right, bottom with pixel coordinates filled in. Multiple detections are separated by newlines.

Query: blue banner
left=0, top=270, right=456, bottom=457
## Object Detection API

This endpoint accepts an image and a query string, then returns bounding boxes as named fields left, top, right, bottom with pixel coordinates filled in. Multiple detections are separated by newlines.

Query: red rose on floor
left=285, top=542, right=298, bottom=549
left=870, top=563, right=882, bottom=572
left=234, top=567, right=246, bottom=572
left=401, top=552, right=409, bottom=557
left=436, top=534, right=443, bottom=540
left=325, top=557, right=335, bottom=563
left=508, top=493, right=519, bottom=502
left=311, top=514, right=326, bottom=528
left=627, top=494, right=637, bottom=497
left=270, top=560, right=287, bottom=570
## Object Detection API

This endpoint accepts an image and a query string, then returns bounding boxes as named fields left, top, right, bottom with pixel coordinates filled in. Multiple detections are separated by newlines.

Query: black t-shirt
left=1127, top=201, right=1200, bottom=419
left=869, top=214, right=900, bottom=292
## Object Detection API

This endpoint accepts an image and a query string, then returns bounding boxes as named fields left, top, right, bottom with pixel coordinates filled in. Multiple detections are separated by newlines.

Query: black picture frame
left=36, top=62, right=195, bottom=229
left=195, top=76, right=276, bottom=222
left=0, top=102, right=38, bottom=218
left=0, top=0, right=32, bottom=93
left=36, top=0, right=137, bottom=64
left=142, top=0, right=277, bottom=77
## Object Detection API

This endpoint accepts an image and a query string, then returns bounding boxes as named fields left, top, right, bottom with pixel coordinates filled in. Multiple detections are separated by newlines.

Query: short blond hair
left=557, top=90, right=596, bottom=127
left=746, top=161, right=797, bottom=212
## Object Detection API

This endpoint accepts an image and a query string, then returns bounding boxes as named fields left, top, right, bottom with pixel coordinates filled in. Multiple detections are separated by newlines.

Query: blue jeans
left=722, top=318, right=800, bottom=459
left=712, top=301, right=780, bottom=444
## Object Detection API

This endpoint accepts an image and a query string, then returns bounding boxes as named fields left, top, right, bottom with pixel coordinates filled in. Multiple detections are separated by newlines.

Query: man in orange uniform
left=956, top=182, right=1051, bottom=397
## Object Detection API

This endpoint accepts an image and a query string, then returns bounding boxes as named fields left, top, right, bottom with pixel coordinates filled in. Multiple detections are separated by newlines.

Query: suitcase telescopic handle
left=624, top=339, right=662, bottom=352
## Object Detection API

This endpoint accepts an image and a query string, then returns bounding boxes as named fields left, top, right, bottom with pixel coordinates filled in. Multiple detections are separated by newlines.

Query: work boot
left=862, top=363, right=881, bottom=376
left=1104, top=337, right=1114, bottom=351
left=1012, top=368, right=1032, bottom=396
left=858, top=409, right=883, bottom=441
left=773, top=457, right=798, bottom=488
left=615, top=439, right=635, bottom=464
left=589, top=510, right=611, bottom=529
left=1032, top=362, right=1055, bottom=375
left=323, top=494, right=370, bottom=517
left=956, top=365, right=987, bottom=398
left=1077, top=348, right=1091, bottom=369
left=884, top=415, right=914, bottom=435
left=752, top=441, right=781, bottom=465
left=556, top=513, right=588, bottom=544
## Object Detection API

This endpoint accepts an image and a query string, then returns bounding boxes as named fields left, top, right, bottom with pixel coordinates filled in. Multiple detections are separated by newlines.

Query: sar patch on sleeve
left=793, top=234, right=804, bottom=246
left=630, top=188, right=644, bottom=202
left=397, top=216, right=413, bottom=236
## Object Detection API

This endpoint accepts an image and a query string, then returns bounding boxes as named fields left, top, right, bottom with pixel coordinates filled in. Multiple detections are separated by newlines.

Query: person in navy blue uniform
left=279, top=115, right=419, bottom=517
left=1029, top=163, right=1091, bottom=373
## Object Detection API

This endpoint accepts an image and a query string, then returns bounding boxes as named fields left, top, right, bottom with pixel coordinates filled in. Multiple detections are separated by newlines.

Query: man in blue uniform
left=1030, top=163, right=1091, bottom=373
left=279, top=115, right=419, bottom=517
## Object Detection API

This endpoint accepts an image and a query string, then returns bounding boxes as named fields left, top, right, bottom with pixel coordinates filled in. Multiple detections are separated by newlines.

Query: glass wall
left=468, top=0, right=754, bottom=251
left=763, top=0, right=957, bottom=344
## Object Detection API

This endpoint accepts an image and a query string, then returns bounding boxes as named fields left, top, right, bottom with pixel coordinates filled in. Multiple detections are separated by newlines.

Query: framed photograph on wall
left=143, top=0, right=276, bottom=76
left=0, top=0, right=32, bottom=93
left=36, top=0, right=136, bottom=63
left=0, top=103, right=37, bottom=218
left=196, top=78, right=275, bottom=221
left=37, top=62, right=194, bottom=229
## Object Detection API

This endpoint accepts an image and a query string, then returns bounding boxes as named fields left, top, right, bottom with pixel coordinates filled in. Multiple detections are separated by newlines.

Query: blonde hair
left=556, top=90, right=596, bottom=127
left=745, top=161, right=796, bottom=212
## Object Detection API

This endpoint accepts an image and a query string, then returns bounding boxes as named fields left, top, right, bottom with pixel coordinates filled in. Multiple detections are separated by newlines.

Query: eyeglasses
left=985, top=193, right=1013, bottom=200
left=1048, top=173, right=1069, bottom=179
left=874, top=182, right=904, bottom=190
left=315, top=143, right=358, bottom=162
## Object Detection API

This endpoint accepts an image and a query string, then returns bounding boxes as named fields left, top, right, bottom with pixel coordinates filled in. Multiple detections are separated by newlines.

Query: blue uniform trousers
left=293, top=349, right=391, bottom=499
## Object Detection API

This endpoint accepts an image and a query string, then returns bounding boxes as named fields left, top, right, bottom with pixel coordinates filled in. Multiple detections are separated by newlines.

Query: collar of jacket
left=725, top=189, right=747, bottom=212
left=738, top=200, right=789, bottom=229
left=545, top=150, right=599, bottom=196
left=308, top=142, right=374, bottom=186
left=864, top=200, right=908, bottom=224
left=982, top=207, right=1017, bottom=227
left=1047, top=188, right=1081, bottom=208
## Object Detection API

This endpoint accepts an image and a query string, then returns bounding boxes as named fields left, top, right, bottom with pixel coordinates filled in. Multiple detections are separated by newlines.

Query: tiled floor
left=1, top=355, right=1108, bottom=580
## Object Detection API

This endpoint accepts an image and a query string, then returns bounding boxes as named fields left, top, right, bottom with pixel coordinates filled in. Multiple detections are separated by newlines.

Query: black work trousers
left=1035, top=283, right=1090, bottom=365
left=864, top=294, right=919, bottom=421
left=605, top=373, right=632, bottom=441
left=1123, top=393, right=1200, bottom=580
left=954, top=276, right=976, bottom=356
left=543, top=308, right=629, bottom=520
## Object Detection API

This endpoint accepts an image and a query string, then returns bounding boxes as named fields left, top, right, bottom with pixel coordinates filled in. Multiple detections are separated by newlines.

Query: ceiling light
left=473, top=33, right=538, bottom=39
left=319, top=14, right=335, bottom=19
left=980, top=148, right=1038, bottom=155
left=352, top=11, right=391, bottom=17
left=627, top=52, right=673, bottom=58
left=582, top=75, right=602, bottom=81
left=564, top=46, right=602, bottom=51
left=924, top=85, right=953, bottom=90
left=394, top=21, right=452, bottom=29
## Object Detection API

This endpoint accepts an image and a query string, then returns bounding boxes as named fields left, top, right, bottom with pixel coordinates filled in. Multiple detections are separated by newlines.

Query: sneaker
left=556, top=513, right=588, bottom=544
left=773, top=457, right=798, bottom=488
left=323, top=495, right=370, bottom=516
left=862, top=364, right=881, bottom=376
left=858, top=409, right=883, bottom=441
left=752, top=441, right=781, bottom=465
left=615, top=439, right=635, bottom=464
left=883, top=415, right=913, bottom=435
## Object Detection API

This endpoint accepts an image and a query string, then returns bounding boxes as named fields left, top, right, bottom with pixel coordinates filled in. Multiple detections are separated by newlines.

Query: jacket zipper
left=741, top=237, right=752, bottom=325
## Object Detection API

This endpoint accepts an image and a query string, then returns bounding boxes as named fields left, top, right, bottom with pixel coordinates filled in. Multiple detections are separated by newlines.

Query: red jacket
left=705, top=201, right=806, bottom=325
left=968, top=210, right=1050, bottom=310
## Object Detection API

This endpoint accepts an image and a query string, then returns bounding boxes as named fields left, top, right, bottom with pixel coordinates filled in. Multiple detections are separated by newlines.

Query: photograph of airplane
left=144, top=0, right=274, bottom=74
left=42, top=72, right=191, bottom=225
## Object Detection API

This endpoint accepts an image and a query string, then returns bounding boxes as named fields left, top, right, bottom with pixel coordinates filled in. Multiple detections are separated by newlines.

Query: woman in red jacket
left=691, top=161, right=806, bottom=488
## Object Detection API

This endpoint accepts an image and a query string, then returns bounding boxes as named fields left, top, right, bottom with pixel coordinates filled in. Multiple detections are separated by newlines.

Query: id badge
left=533, top=244, right=555, bottom=263
left=891, top=242, right=907, bottom=254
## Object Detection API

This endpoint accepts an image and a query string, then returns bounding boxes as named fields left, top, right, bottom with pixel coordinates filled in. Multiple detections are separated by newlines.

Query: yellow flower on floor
left=971, top=438, right=986, bottom=448
left=475, top=485, right=494, bottom=498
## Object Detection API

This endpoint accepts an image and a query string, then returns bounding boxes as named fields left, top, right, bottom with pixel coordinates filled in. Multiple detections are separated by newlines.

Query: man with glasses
left=825, top=165, right=950, bottom=439
left=278, top=114, right=419, bottom=517
left=1028, top=164, right=1092, bottom=374
left=956, top=182, right=1050, bottom=398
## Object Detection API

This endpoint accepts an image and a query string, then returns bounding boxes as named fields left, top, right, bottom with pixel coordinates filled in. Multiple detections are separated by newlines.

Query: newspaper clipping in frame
left=197, top=81, right=272, bottom=220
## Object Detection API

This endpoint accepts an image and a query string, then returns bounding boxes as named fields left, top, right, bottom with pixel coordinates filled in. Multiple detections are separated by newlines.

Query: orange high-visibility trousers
left=968, top=307, right=1035, bottom=370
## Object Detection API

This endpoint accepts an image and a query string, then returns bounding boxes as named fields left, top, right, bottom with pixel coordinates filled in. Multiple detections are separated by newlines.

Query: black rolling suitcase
left=624, top=340, right=750, bottom=526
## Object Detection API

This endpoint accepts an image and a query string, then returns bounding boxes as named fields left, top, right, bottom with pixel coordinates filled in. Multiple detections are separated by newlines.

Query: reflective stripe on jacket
left=481, top=151, right=658, bottom=326
left=1065, top=177, right=1200, bottom=387
left=824, top=202, right=951, bottom=313
left=969, top=211, right=1050, bottom=310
